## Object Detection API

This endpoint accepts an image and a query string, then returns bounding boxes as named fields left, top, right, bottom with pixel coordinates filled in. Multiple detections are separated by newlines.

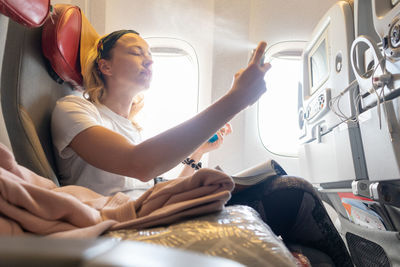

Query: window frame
left=142, top=37, right=200, bottom=178
left=145, top=37, right=200, bottom=112
left=257, top=41, right=306, bottom=158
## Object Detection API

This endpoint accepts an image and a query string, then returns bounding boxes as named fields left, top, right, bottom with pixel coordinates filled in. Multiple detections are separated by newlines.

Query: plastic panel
left=299, top=1, right=368, bottom=184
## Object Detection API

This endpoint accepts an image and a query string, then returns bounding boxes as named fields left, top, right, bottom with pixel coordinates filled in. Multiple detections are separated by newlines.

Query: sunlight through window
left=136, top=43, right=199, bottom=178
left=258, top=57, right=300, bottom=156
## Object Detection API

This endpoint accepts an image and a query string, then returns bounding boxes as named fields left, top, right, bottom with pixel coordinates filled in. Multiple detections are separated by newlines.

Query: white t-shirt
left=51, top=94, right=153, bottom=198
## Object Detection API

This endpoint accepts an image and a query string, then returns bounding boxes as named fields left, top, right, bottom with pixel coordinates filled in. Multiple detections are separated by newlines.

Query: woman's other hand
left=227, top=41, right=271, bottom=110
left=178, top=123, right=232, bottom=177
left=196, top=123, right=232, bottom=154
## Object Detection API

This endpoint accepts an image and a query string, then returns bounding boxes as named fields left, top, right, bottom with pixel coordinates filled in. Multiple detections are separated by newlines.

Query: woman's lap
left=226, top=176, right=353, bottom=267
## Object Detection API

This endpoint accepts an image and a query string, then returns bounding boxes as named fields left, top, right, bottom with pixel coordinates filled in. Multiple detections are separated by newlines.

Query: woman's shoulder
left=57, top=94, right=92, bottom=105
left=53, top=94, right=102, bottom=122
left=55, top=94, right=97, bottom=112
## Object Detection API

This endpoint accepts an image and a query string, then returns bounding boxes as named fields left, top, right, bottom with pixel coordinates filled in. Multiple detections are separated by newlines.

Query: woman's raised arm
left=69, top=41, right=271, bottom=181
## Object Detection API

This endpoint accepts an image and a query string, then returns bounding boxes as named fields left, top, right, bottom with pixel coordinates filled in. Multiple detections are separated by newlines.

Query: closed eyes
left=128, top=46, right=151, bottom=57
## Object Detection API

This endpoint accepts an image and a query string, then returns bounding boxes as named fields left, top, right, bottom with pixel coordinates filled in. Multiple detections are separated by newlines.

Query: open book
left=215, top=160, right=287, bottom=186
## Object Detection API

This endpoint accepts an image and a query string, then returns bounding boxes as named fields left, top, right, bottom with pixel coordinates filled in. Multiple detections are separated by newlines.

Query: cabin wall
left=238, top=0, right=338, bottom=175
left=209, top=0, right=338, bottom=175
left=248, top=0, right=339, bottom=44
left=208, top=0, right=251, bottom=174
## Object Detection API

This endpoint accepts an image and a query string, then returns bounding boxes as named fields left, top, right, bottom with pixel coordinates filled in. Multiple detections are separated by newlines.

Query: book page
left=233, top=160, right=275, bottom=177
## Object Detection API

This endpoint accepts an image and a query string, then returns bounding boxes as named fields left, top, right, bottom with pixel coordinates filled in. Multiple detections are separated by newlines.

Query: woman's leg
left=226, top=176, right=353, bottom=267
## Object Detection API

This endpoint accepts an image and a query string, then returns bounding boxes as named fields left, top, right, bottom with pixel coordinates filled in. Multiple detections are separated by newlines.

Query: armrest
left=0, top=236, right=243, bottom=267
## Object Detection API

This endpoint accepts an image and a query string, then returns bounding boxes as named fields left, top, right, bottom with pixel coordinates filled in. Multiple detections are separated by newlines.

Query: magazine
left=215, top=160, right=286, bottom=186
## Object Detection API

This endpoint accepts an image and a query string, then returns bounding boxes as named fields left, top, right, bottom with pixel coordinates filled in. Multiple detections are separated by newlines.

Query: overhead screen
left=309, top=37, right=328, bottom=95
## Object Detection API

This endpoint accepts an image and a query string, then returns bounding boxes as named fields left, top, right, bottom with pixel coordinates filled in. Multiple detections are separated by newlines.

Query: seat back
left=0, top=14, right=11, bottom=150
left=1, top=20, right=75, bottom=185
left=0, top=2, right=91, bottom=185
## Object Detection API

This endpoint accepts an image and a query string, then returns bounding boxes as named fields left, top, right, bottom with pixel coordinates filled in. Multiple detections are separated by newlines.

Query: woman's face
left=102, top=33, right=153, bottom=90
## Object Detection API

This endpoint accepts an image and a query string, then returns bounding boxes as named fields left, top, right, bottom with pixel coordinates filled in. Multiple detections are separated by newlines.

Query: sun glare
left=136, top=51, right=199, bottom=178
left=258, top=57, right=301, bottom=156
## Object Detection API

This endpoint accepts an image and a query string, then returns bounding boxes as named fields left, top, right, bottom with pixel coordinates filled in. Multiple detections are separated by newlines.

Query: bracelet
left=182, top=157, right=202, bottom=170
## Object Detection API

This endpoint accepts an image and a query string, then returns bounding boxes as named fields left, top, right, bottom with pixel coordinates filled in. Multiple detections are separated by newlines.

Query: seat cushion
left=105, top=205, right=298, bottom=267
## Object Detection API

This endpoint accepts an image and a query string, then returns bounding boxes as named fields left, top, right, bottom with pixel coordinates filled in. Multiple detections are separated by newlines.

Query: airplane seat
left=0, top=0, right=50, bottom=151
left=0, top=1, right=79, bottom=185
left=0, top=14, right=11, bottom=150
left=298, top=1, right=400, bottom=266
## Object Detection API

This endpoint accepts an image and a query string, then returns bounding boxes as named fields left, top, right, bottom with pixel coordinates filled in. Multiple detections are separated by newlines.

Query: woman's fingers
left=250, top=42, right=272, bottom=74
left=250, top=41, right=267, bottom=66
left=227, top=41, right=271, bottom=110
left=220, top=123, right=232, bottom=136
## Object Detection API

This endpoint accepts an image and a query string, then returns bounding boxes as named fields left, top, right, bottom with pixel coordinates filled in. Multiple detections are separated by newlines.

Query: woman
left=52, top=30, right=353, bottom=266
left=51, top=30, right=265, bottom=198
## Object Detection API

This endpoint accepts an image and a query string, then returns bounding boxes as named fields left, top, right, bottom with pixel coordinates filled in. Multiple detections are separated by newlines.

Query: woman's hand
left=196, top=123, right=232, bottom=155
left=178, top=123, right=232, bottom=178
left=227, top=41, right=271, bottom=110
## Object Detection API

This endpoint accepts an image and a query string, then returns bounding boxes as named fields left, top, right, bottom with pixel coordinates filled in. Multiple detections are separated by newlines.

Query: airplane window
left=258, top=57, right=301, bottom=157
left=137, top=40, right=199, bottom=178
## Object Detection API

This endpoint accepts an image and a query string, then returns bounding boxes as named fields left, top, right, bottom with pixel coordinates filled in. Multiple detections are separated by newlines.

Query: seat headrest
left=0, top=0, right=50, bottom=27
left=42, top=4, right=82, bottom=90
left=41, top=4, right=99, bottom=91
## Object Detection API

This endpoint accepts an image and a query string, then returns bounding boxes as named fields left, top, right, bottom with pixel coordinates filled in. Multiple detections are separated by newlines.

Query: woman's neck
left=101, top=82, right=141, bottom=118
left=101, top=95, right=132, bottom=118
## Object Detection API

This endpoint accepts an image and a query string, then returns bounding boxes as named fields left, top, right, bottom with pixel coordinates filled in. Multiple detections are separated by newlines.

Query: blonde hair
left=82, top=36, right=143, bottom=129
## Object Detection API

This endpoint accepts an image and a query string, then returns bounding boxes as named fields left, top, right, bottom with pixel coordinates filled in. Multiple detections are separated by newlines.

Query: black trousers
left=227, top=176, right=353, bottom=267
